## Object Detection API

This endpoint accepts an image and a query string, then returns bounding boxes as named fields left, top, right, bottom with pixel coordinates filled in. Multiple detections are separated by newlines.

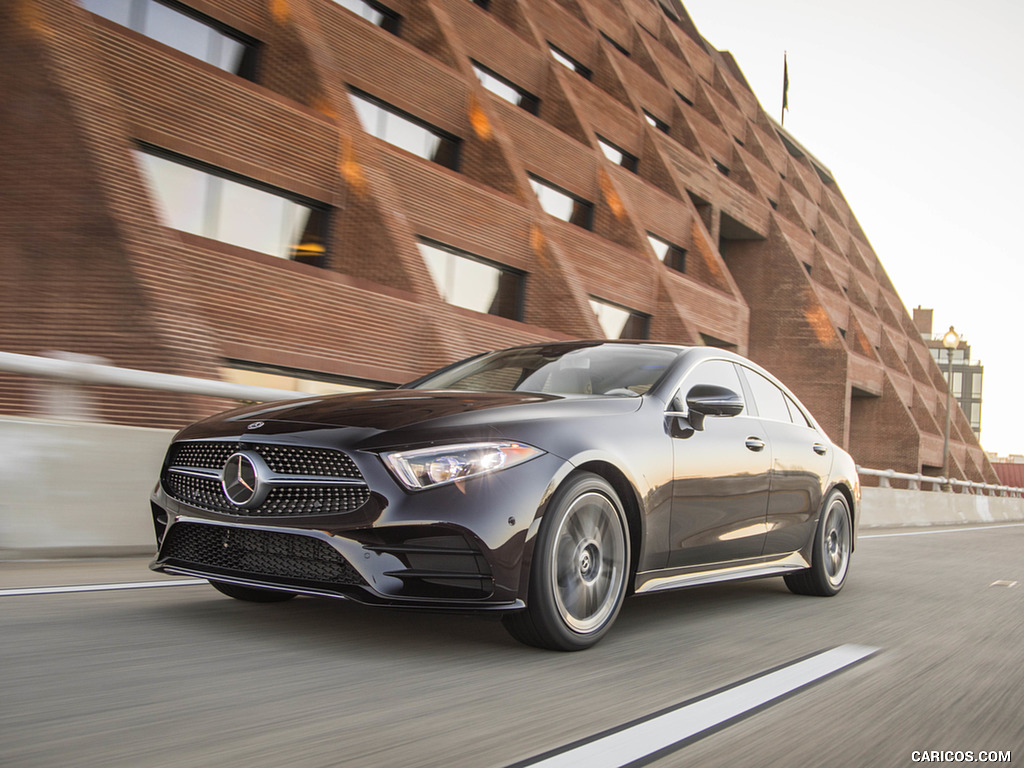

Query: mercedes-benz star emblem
left=221, top=451, right=267, bottom=508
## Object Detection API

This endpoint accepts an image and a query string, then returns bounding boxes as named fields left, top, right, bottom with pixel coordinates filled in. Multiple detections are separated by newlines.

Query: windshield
left=409, top=343, right=681, bottom=397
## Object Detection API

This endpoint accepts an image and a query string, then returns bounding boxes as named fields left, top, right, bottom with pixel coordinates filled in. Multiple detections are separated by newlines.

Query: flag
left=782, top=52, right=789, bottom=125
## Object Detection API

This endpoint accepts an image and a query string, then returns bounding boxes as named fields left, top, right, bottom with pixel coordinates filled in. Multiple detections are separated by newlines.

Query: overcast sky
left=680, top=0, right=1023, bottom=458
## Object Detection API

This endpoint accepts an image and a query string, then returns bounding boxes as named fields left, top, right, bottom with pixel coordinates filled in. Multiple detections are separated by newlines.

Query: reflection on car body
left=150, top=341, right=859, bottom=650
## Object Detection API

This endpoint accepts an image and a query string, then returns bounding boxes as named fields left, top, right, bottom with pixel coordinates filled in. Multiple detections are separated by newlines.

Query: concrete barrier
left=860, top=486, right=1024, bottom=528
left=2, top=417, right=1023, bottom=559
left=0, top=417, right=173, bottom=559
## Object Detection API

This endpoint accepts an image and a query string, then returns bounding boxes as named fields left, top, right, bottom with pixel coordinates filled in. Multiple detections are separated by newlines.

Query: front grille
left=162, top=440, right=371, bottom=517
left=164, top=473, right=233, bottom=514
left=160, top=522, right=367, bottom=587
left=168, top=441, right=362, bottom=479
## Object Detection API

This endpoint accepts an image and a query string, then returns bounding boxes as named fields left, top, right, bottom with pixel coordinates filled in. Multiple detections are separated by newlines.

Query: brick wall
left=0, top=0, right=996, bottom=481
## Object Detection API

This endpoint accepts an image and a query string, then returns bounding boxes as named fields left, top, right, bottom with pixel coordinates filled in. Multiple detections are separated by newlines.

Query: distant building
left=913, top=308, right=983, bottom=438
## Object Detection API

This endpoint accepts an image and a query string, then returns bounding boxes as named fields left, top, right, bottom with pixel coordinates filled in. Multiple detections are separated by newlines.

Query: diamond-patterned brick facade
left=0, top=0, right=995, bottom=483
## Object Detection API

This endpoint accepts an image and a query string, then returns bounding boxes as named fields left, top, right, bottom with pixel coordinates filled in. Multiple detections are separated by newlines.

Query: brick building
left=0, top=0, right=997, bottom=483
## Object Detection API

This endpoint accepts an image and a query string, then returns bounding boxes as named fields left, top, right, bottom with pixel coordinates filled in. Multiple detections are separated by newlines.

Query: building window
left=969, top=401, right=982, bottom=431
left=647, top=233, right=686, bottom=273
left=78, top=0, right=258, bottom=80
left=600, top=31, right=630, bottom=57
left=549, top=44, right=591, bottom=80
left=643, top=110, right=670, bottom=134
left=529, top=176, right=593, bottom=229
left=349, top=90, right=460, bottom=169
left=675, top=90, right=694, bottom=107
left=471, top=0, right=490, bottom=8
left=472, top=62, right=539, bottom=114
left=332, top=0, right=400, bottom=34
left=221, top=362, right=388, bottom=395
left=590, top=297, right=649, bottom=339
left=597, top=136, right=638, bottom=172
left=418, top=239, right=523, bottom=319
left=713, top=158, right=730, bottom=177
left=135, top=148, right=328, bottom=267
left=658, top=0, right=680, bottom=22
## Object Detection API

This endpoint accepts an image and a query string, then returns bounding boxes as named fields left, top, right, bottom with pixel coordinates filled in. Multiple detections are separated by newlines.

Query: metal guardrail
left=857, top=467, right=1024, bottom=498
left=0, top=350, right=307, bottom=404
left=2, top=351, right=1023, bottom=498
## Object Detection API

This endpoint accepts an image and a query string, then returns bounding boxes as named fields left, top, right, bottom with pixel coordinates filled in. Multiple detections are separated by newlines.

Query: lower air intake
left=160, top=522, right=366, bottom=587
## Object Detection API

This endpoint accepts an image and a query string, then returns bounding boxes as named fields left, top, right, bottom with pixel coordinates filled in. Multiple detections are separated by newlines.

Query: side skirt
left=634, top=551, right=810, bottom=595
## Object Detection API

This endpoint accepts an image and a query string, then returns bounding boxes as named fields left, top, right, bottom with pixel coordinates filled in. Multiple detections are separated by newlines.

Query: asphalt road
left=2, top=524, right=1021, bottom=768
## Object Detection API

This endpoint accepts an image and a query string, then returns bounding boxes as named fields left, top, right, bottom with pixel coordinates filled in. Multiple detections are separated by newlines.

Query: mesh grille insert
left=160, top=522, right=366, bottom=587
left=168, top=441, right=363, bottom=479
left=163, top=440, right=370, bottom=516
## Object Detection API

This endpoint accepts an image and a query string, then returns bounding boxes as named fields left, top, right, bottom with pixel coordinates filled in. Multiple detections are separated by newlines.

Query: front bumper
left=149, top=437, right=567, bottom=610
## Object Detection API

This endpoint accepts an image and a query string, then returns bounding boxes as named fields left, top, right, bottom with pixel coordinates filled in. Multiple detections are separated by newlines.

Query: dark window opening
left=713, top=159, right=730, bottom=177
left=79, top=0, right=259, bottom=80
left=643, top=110, right=670, bottom=134
left=590, top=297, right=650, bottom=340
left=675, top=90, right=694, bottom=107
left=349, top=89, right=460, bottom=170
left=600, top=31, right=630, bottom=57
left=472, top=61, right=539, bottom=114
left=647, top=233, right=686, bottom=273
left=135, top=145, right=330, bottom=267
left=333, top=0, right=401, bottom=34
left=529, top=175, right=593, bottom=230
left=417, top=239, right=524, bottom=320
left=549, top=44, right=591, bottom=79
left=597, top=136, right=638, bottom=172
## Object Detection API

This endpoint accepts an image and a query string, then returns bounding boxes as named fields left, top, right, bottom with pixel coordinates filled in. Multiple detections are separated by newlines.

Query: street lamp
left=941, top=325, right=961, bottom=489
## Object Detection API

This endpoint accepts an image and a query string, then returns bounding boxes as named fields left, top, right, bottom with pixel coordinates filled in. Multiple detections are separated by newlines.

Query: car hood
left=177, top=389, right=643, bottom=443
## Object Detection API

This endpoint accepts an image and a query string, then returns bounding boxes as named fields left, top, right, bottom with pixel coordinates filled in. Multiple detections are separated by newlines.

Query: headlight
left=382, top=442, right=544, bottom=490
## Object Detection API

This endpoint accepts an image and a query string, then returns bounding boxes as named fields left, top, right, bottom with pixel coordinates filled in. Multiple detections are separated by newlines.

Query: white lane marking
left=510, top=644, right=879, bottom=768
left=860, top=522, right=1024, bottom=539
left=0, top=579, right=206, bottom=597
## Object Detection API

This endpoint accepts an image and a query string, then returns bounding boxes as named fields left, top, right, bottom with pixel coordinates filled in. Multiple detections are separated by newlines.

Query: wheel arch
left=573, top=460, right=643, bottom=590
left=826, top=481, right=857, bottom=552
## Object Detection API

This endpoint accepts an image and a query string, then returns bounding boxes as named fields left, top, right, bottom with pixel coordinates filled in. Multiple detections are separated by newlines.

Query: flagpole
left=782, top=51, right=789, bottom=127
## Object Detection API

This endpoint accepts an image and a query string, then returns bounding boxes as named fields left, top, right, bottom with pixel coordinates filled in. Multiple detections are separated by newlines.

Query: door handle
left=745, top=437, right=766, bottom=452
left=813, top=443, right=828, bottom=456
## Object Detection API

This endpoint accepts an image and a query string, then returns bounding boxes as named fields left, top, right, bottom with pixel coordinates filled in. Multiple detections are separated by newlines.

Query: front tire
left=503, top=472, right=630, bottom=651
left=784, top=489, right=852, bottom=596
left=209, top=580, right=298, bottom=603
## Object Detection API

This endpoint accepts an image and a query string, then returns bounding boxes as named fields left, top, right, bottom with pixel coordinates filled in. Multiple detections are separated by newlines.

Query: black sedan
left=150, top=341, right=859, bottom=650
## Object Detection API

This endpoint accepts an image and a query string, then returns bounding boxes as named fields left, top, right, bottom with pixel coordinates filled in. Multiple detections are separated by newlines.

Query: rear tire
left=503, top=472, right=630, bottom=651
left=209, top=580, right=298, bottom=603
left=784, top=489, right=852, bottom=596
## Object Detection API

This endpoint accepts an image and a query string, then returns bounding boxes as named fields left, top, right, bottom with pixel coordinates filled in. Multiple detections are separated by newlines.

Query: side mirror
left=684, top=384, right=744, bottom=431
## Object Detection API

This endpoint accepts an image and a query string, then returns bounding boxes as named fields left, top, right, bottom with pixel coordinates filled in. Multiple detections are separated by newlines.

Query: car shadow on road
left=136, top=574, right=819, bottom=658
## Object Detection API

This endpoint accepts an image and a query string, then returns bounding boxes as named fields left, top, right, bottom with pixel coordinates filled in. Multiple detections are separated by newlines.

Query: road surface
left=2, top=524, right=1021, bottom=767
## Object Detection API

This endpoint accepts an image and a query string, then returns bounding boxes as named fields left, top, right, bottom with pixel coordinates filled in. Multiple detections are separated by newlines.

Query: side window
left=741, top=368, right=792, bottom=423
left=784, top=394, right=813, bottom=428
left=673, top=360, right=745, bottom=414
